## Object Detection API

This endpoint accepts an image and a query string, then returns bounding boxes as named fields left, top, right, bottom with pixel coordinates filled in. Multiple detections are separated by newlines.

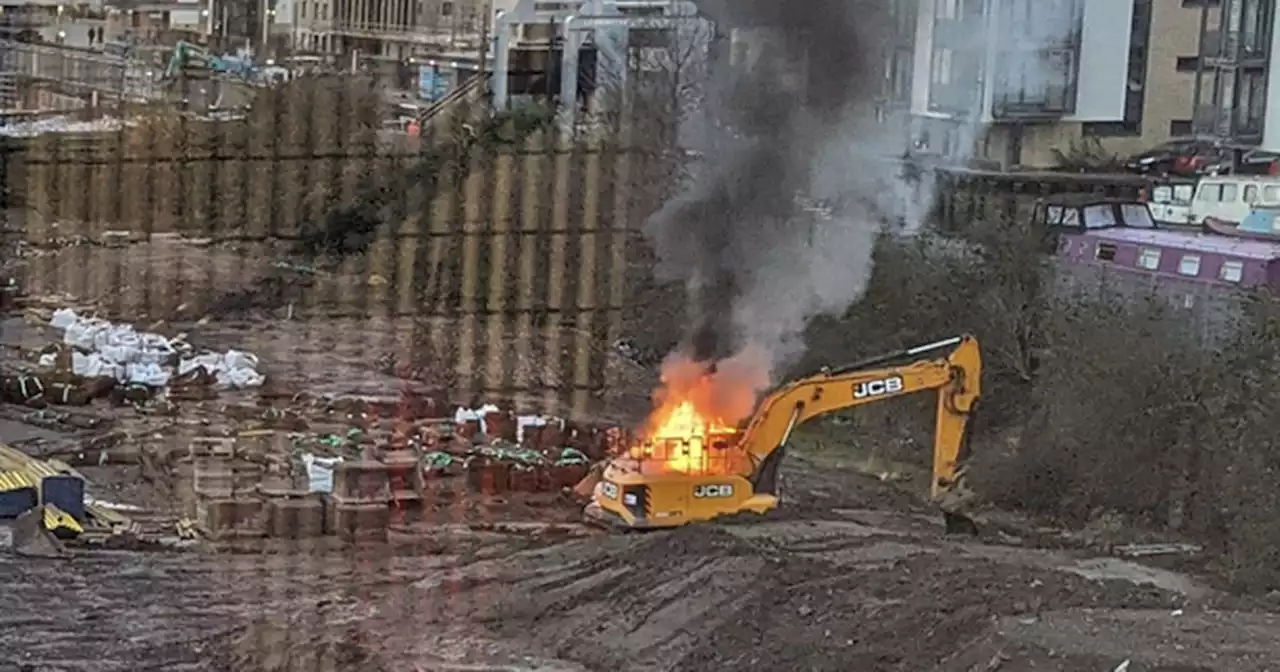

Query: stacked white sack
left=44, top=308, right=264, bottom=389
left=177, top=350, right=265, bottom=388
left=454, top=404, right=501, bottom=435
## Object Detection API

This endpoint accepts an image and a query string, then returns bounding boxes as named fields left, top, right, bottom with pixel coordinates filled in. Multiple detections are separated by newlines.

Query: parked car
left=1124, top=140, right=1230, bottom=177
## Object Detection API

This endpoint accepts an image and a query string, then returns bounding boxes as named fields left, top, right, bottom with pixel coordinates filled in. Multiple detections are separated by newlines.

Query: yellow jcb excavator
left=580, top=334, right=982, bottom=534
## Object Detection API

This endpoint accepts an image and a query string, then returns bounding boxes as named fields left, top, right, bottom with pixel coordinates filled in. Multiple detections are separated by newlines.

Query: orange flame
left=627, top=347, right=772, bottom=474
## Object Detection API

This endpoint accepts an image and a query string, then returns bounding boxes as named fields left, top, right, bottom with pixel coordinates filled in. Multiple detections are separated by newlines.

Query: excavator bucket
left=571, top=462, right=604, bottom=501
left=936, top=467, right=979, bottom=536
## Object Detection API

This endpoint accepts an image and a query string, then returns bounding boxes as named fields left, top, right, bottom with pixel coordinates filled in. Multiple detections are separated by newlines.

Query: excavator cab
left=582, top=335, right=982, bottom=535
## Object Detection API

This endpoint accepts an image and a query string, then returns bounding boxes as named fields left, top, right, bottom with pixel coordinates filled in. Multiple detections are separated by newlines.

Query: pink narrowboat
left=1056, top=227, right=1280, bottom=290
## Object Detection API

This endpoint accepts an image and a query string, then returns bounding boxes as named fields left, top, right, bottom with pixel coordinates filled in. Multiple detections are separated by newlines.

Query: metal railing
left=0, top=40, right=161, bottom=103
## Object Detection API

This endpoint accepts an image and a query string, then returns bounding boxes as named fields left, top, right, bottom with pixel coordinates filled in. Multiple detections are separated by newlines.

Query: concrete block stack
left=187, top=437, right=267, bottom=539
left=324, top=460, right=392, bottom=543
left=265, top=496, right=325, bottom=539
left=380, top=447, right=424, bottom=509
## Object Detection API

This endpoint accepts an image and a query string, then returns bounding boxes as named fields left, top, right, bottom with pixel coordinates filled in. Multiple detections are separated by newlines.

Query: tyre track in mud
left=400, top=459, right=1280, bottom=672
left=0, top=538, right=570, bottom=672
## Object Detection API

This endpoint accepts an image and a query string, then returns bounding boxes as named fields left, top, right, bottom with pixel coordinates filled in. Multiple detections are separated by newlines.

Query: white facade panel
left=1261, top=6, right=1280, bottom=151
left=909, top=0, right=936, bottom=117
left=170, top=9, right=202, bottom=27
left=1062, top=0, right=1134, bottom=122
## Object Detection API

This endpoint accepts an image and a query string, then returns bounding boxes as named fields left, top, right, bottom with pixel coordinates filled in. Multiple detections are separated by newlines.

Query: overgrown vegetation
left=797, top=211, right=1280, bottom=593
left=292, top=101, right=555, bottom=259
left=1051, top=137, right=1126, bottom=173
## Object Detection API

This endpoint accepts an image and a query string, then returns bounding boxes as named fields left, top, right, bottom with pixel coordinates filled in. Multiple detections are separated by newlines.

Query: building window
left=1169, top=119, right=1193, bottom=136
left=1176, top=56, right=1199, bottom=72
left=1197, top=183, right=1238, bottom=202
left=1138, top=247, right=1162, bottom=270
left=1178, top=254, right=1202, bottom=276
left=1096, top=243, right=1118, bottom=261
left=993, top=51, right=1074, bottom=111
left=931, top=47, right=953, bottom=84
left=1243, top=0, right=1268, bottom=55
left=441, top=1, right=454, bottom=16
left=1083, top=122, right=1135, bottom=136
left=1220, top=260, right=1244, bottom=282
left=1238, top=71, right=1267, bottom=134
left=892, top=0, right=916, bottom=36
left=989, top=0, right=1083, bottom=117
left=888, top=49, right=913, bottom=105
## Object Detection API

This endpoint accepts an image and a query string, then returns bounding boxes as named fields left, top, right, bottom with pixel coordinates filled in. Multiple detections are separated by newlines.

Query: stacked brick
left=187, top=437, right=268, bottom=540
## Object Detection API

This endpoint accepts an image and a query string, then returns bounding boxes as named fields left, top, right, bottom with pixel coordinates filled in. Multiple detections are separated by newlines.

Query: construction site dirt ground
left=4, top=236, right=1280, bottom=671
left=4, top=450, right=1280, bottom=672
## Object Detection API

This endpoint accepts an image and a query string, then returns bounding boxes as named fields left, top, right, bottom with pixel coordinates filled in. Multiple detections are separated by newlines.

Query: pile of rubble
left=0, top=115, right=132, bottom=138
left=0, top=308, right=264, bottom=409
left=0, top=442, right=142, bottom=557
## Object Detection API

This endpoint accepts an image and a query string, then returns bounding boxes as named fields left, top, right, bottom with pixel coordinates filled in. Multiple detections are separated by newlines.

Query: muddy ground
left=2, top=234, right=1280, bottom=671
left=4, top=455, right=1280, bottom=672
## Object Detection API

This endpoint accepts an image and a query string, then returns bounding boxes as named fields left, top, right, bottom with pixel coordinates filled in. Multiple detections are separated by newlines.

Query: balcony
left=1192, top=103, right=1264, bottom=142
left=1200, top=29, right=1269, bottom=66
left=988, top=48, right=1077, bottom=120
left=0, top=12, right=54, bottom=29
left=930, top=17, right=985, bottom=49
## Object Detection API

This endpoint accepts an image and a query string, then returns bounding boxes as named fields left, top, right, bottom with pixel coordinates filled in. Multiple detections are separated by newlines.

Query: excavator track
left=581, top=502, right=651, bottom=533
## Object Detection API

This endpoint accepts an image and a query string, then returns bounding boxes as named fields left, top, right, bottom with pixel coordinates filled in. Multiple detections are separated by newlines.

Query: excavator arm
left=163, top=42, right=212, bottom=81
left=740, top=335, right=981, bottom=506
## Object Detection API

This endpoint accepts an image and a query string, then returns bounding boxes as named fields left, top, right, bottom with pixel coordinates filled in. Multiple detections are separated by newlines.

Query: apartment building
left=318, top=0, right=485, bottom=57
left=890, top=0, right=1206, bottom=168
left=290, top=0, right=335, bottom=52
left=207, top=0, right=485, bottom=56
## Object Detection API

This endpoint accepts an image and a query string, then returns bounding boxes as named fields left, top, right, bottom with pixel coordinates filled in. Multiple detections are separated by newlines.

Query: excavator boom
left=741, top=334, right=980, bottom=500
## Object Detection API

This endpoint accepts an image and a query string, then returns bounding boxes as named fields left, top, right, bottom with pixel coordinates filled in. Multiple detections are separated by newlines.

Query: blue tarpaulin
left=417, top=65, right=452, bottom=102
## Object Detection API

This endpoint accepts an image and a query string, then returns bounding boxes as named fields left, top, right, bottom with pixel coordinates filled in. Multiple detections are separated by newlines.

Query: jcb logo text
left=854, top=376, right=904, bottom=399
left=693, top=484, right=734, bottom=499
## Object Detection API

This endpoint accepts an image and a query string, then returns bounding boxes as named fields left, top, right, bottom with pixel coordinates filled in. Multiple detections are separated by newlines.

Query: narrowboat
left=1056, top=226, right=1280, bottom=290
left=1203, top=205, right=1280, bottom=241
left=1036, top=193, right=1158, bottom=234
